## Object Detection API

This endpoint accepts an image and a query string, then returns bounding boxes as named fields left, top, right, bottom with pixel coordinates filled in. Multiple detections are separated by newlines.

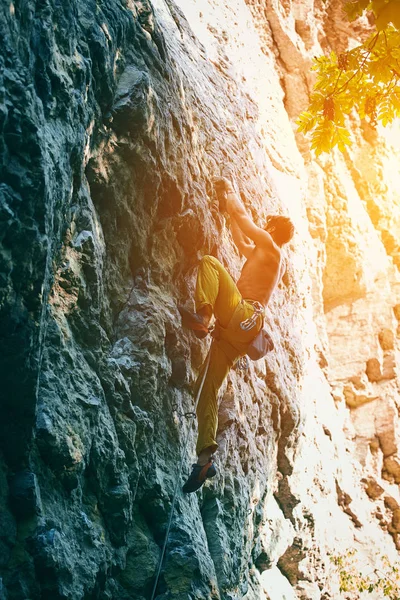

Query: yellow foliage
left=297, top=1, right=400, bottom=154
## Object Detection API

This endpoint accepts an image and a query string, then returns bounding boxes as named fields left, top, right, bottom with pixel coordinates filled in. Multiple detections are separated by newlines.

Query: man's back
left=237, top=242, right=281, bottom=306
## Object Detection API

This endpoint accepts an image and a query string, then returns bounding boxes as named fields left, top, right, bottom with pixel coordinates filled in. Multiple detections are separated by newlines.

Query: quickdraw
left=237, top=301, right=264, bottom=371
left=239, top=300, right=264, bottom=331
left=236, top=356, right=250, bottom=371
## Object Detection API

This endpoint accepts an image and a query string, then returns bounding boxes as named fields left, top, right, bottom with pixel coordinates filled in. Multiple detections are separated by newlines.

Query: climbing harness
left=150, top=338, right=214, bottom=600
left=236, top=300, right=265, bottom=371
left=239, top=300, right=264, bottom=331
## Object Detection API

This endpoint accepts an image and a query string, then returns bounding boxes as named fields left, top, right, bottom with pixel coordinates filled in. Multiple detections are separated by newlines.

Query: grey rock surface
left=0, top=0, right=284, bottom=597
left=2, top=0, right=400, bottom=599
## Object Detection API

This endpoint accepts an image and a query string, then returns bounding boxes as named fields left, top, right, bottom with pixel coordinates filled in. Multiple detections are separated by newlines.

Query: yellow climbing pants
left=194, top=255, right=262, bottom=456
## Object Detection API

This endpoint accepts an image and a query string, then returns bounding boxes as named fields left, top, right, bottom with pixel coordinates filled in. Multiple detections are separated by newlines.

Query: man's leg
left=179, top=255, right=242, bottom=337
left=181, top=256, right=242, bottom=493
left=195, top=255, right=242, bottom=328
left=182, top=341, right=233, bottom=494
left=195, top=341, right=232, bottom=462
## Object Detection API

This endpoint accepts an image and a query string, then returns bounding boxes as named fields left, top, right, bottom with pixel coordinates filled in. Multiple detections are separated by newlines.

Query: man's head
left=265, top=215, right=294, bottom=246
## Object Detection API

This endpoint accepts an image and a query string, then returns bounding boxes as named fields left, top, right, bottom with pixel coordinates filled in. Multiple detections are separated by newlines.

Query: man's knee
left=200, top=255, right=221, bottom=268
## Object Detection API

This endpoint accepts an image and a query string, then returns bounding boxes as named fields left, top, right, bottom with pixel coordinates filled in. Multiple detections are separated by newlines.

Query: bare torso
left=237, top=243, right=282, bottom=306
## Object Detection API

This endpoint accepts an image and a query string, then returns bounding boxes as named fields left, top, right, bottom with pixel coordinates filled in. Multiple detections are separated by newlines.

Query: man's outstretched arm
left=218, top=178, right=273, bottom=247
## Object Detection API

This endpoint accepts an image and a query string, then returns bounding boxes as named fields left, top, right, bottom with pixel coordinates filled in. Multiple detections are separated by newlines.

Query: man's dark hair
left=265, top=215, right=294, bottom=246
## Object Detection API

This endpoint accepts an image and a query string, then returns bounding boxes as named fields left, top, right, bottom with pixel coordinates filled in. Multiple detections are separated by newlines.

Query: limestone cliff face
left=1, top=1, right=400, bottom=599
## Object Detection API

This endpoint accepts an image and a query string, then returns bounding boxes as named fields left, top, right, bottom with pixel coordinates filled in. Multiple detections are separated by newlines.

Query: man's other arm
left=231, top=217, right=255, bottom=258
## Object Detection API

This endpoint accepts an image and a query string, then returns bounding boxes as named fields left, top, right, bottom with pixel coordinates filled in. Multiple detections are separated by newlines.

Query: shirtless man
left=180, top=177, right=294, bottom=493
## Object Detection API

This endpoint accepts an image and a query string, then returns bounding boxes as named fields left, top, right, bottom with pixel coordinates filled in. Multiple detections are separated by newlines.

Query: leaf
left=379, top=94, right=396, bottom=125
left=384, top=28, right=400, bottom=50
left=333, top=101, right=347, bottom=125
left=375, top=1, right=400, bottom=30
left=391, top=90, right=400, bottom=114
left=344, top=0, right=370, bottom=21
left=309, top=91, right=326, bottom=112
left=386, top=53, right=400, bottom=75
left=372, top=0, right=392, bottom=14
left=367, top=56, right=394, bottom=83
left=310, top=119, right=336, bottom=154
left=335, top=125, right=352, bottom=151
left=296, top=111, right=318, bottom=133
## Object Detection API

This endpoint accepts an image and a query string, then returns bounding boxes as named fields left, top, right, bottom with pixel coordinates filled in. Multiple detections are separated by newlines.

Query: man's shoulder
left=254, top=240, right=281, bottom=261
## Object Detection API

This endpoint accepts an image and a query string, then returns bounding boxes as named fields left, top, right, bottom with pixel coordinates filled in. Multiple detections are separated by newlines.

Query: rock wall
left=1, top=0, right=400, bottom=599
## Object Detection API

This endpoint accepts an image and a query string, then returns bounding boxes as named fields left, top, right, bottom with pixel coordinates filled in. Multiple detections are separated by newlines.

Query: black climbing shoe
left=182, top=460, right=217, bottom=494
left=178, top=306, right=209, bottom=339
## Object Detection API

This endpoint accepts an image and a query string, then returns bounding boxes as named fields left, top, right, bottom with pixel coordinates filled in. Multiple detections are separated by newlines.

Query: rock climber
left=179, top=177, right=294, bottom=493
